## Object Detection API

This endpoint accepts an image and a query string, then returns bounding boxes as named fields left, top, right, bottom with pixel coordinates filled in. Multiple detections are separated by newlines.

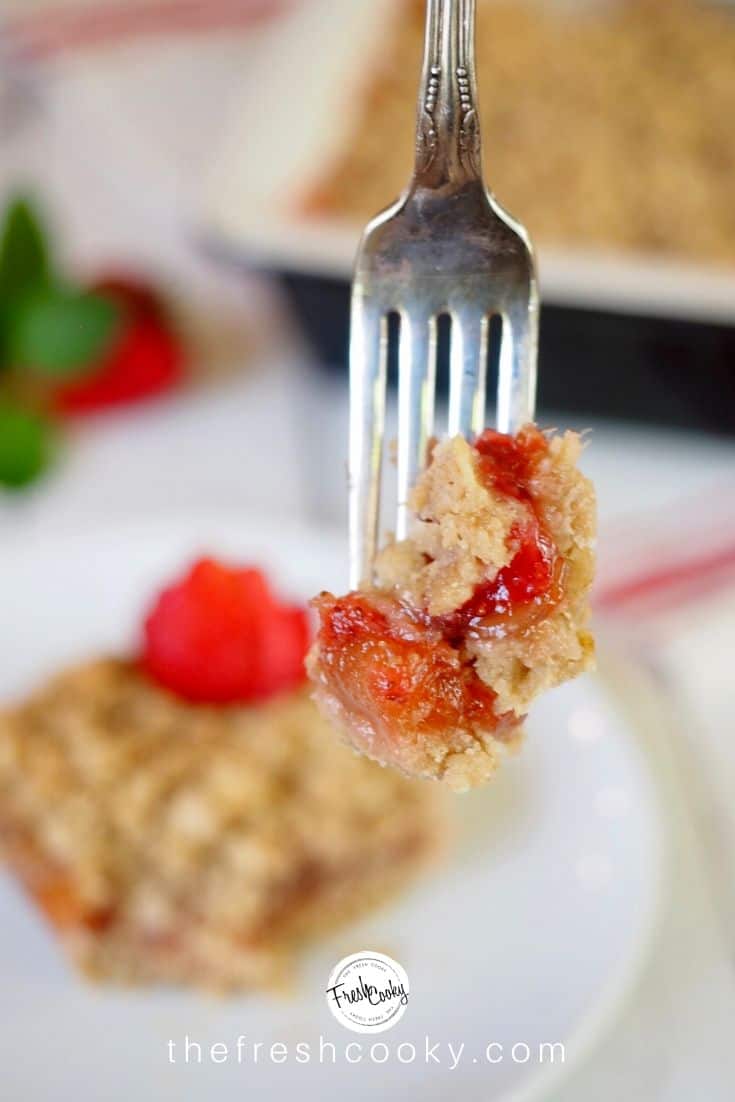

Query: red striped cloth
left=596, top=541, right=735, bottom=619
left=595, top=489, right=735, bottom=622
left=7, top=0, right=295, bottom=58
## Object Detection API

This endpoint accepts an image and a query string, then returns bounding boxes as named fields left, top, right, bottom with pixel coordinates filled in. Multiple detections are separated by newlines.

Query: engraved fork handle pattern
left=415, top=0, right=481, bottom=185
left=348, top=0, right=538, bottom=588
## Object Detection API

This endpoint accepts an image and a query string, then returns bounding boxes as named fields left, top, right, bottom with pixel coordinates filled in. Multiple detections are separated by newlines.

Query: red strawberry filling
left=452, top=426, right=563, bottom=633
left=313, top=592, right=506, bottom=743
left=313, top=427, right=563, bottom=744
left=442, top=519, right=564, bottom=642
left=142, top=558, right=310, bottom=705
left=474, top=424, right=549, bottom=501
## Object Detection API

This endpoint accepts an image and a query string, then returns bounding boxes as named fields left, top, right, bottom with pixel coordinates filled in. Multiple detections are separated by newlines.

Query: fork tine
left=495, top=295, right=539, bottom=434
left=447, top=311, right=489, bottom=439
left=396, top=311, right=437, bottom=540
left=349, top=297, right=388, bottom=589
left=348, top=0, right=538, bottom=585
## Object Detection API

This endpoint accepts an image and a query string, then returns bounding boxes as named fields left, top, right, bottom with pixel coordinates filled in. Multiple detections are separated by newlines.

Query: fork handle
left=414, top=0, right=482, bottom=188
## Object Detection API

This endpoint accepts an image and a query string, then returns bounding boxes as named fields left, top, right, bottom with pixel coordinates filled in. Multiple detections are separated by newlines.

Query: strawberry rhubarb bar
left=0, top=560, right=442, bottom=990
left=309, top=426, right=596, bottom=791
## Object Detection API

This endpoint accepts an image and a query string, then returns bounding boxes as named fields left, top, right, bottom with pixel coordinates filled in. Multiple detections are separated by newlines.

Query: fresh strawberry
left=142, top=558, right=310, bottom=705
left=54, top=318, right=183, bottom=414
left=90, top=272, right=165, bottom=323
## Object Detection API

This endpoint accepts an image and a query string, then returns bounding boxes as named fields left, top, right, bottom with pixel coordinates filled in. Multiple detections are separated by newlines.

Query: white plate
left=0, top=516, right=666, bottom=1102
left=204, top=0, right=735, bottom=324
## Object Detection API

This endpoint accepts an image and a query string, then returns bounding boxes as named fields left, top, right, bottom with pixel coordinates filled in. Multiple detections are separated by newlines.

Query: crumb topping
left=0, top=660, right=442, bottom=989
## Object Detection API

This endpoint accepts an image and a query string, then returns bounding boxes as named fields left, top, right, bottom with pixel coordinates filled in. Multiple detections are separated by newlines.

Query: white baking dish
left=203, top=0, right=735, bottom=325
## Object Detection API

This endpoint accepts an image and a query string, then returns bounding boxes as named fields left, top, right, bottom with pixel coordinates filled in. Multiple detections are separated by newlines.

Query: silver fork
left=349, top=0, right=539, bottom=589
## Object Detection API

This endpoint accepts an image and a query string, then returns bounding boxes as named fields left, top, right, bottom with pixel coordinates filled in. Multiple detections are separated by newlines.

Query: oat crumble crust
left=308, top=430, right=596, bottom=792
left=384, top=431, right=597, bottom=718
left=0, top=660, right=442, bottom=991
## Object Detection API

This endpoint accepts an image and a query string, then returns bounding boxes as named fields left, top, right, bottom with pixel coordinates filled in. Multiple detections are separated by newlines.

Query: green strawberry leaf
left=9, top=288, right=121, bottom=377
left=0, top=197, right=51, bottom=305
left=0, top=402, right=55, bottom=489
